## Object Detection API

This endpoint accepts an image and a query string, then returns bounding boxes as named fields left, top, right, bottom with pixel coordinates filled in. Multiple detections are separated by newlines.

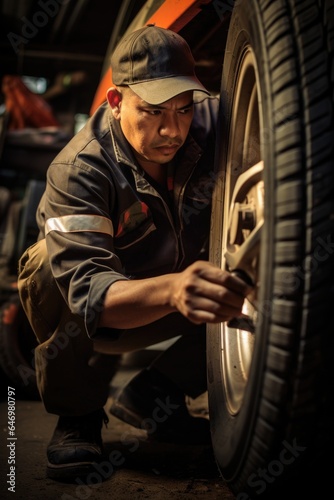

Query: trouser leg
left=149, top=326, right=207, bottom=399
left=95, top=315, right=207, bottom=399
left=18, top=239, right=119, bottom=416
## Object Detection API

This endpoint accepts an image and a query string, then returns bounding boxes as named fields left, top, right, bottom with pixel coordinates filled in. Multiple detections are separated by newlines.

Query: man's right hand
left=170, top=261, right=252, bottom=325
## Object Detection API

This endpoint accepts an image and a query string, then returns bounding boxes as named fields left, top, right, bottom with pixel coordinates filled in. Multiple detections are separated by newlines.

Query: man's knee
left=18, top=238, right=67, bottom=343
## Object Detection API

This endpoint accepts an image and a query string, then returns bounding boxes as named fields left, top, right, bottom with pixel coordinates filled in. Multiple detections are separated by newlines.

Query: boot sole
left=47, top=461, right=103, bottom=481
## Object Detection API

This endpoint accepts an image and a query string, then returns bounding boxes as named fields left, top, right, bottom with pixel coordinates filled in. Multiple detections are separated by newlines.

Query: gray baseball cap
left=110, top=25, right=210, bottom=104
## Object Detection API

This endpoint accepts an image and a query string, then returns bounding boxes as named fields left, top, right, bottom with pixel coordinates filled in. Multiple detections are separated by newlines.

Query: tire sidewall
left=209, top=0, right=293, bottom=482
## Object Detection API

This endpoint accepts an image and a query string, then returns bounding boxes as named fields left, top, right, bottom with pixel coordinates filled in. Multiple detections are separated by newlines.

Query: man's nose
left=159, top=114, right=180, bottom=138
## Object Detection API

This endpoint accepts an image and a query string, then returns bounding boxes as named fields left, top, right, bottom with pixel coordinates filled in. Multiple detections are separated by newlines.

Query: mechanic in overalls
left=18, top=25, right=250, bottom=480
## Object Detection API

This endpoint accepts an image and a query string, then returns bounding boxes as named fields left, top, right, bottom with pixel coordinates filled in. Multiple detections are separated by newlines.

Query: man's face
left=113, top=87, right=194, bottom=170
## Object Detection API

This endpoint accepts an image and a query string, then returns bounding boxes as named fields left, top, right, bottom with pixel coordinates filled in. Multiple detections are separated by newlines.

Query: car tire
left=207, top=0, right=334, bottom=498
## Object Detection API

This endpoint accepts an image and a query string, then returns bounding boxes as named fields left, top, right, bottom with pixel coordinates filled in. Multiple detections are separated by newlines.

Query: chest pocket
left=114, top=201, right=156, bottom=250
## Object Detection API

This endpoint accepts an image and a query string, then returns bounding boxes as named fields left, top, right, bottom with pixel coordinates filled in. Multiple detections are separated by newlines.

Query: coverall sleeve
left=43, top=154, right=128, bottom=338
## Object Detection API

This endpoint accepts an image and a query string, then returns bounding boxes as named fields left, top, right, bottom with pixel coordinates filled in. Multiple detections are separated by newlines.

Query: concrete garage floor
left=0, top=353, right=236, bottom=500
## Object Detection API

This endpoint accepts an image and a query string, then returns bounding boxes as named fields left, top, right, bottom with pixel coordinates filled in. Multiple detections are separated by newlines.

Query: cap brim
left=128, top=76, right=210, bottom=105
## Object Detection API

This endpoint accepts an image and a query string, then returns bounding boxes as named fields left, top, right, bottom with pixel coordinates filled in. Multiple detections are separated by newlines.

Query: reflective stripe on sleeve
left=45, top=214, right=114, bottom=236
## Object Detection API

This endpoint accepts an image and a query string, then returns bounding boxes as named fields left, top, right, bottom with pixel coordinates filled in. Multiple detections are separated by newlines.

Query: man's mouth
left=155, top=143, right=181, bottom=154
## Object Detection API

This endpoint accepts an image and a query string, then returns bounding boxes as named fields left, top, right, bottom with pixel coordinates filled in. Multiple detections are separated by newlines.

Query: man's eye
left=147, top=109, right=161, bottom=115
left=178, top=108, right=192, bottom=115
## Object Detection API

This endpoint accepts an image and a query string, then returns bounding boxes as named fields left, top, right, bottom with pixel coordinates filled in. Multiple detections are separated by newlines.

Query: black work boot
left=46, top=408, right=109, bottom=480
left=109, top=367, right=211, bottom=445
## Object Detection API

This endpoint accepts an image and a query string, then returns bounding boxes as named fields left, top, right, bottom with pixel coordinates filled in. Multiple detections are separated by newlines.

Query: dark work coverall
left=18, top=95, right=219, bottom=416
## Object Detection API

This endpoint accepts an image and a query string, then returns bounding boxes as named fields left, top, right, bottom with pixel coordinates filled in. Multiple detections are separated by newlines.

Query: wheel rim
left=220, top=47, right=264, bottom=415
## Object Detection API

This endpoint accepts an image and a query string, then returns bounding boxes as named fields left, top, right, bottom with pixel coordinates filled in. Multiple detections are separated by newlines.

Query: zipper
left=176, top=156, right=201, bottom=268
left=133, top=171, right=180, bottom=271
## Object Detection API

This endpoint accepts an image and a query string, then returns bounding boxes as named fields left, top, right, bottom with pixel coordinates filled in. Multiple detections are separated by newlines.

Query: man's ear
left=106, top=87, right=122, bottom=119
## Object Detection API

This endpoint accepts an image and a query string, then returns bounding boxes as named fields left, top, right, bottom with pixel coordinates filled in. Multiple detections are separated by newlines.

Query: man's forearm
left=98, top=261, right=251, bottom=330
left=98, top=275, right=177, bottom=329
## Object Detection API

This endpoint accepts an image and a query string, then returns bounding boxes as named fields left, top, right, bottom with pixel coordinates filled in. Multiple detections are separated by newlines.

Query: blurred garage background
left=0, top=0, right=149, bottom=129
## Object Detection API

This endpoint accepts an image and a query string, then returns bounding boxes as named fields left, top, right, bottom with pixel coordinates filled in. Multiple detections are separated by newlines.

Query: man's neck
left=135, top=154, right=168, bottom=186
left=142, top=164, right=167, bottom=185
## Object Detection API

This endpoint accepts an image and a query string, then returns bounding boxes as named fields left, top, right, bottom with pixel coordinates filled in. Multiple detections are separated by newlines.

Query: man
left=18, top=25, right=250, bottom=481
